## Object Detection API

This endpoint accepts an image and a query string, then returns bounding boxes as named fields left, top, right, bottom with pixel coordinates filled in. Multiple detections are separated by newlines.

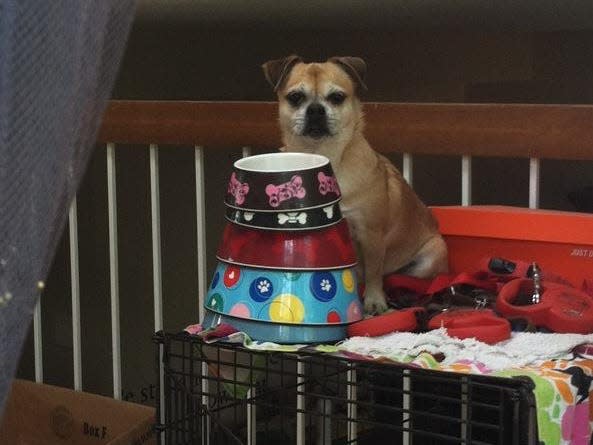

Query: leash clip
left=474, top=295, right=489, bottom=310
left=531, top=262, right=542, bottom=304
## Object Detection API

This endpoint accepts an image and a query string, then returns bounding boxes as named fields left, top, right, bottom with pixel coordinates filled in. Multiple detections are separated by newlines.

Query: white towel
left=339, top=329, right=593, bottom=371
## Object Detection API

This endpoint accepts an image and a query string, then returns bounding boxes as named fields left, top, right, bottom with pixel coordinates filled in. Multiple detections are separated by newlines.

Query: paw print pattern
left=258, top=280, right=270, bottom=293
left=310, top=272, right=337, bottom=302
left=204, top=263, right=364, bottom=326
left=207, top=293, right=224, bottom=312
left=223, top=266, right=242, bottom=288
left=249, top=277, right=274, bottom=302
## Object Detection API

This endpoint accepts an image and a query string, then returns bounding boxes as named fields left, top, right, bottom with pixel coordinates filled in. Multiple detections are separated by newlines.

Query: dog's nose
left=306, top=104, right=326, bottom=117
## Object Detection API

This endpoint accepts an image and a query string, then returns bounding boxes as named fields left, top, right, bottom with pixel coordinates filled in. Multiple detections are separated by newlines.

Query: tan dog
left=262, top=55, right=448, bottom=313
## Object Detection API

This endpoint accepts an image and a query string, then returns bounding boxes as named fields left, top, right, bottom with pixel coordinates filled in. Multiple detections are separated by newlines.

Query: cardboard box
left=0, top=379, right=156, bottom=445
left=431, top=205, right=593, bottom=287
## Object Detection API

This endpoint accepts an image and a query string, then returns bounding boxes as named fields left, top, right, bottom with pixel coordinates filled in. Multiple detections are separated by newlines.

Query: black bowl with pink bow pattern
left=225, top=153, right=342, bottom=212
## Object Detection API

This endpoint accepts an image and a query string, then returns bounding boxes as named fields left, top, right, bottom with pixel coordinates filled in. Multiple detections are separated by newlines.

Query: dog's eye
left=286, top=91, right=305, bottom=107
left=327, top=92, right=346, bottom=105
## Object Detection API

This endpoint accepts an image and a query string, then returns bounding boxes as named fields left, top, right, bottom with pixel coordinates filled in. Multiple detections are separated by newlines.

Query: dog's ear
left=328, top=56, right=368, bottom=93
left=262, top=55, right=303, bottom=92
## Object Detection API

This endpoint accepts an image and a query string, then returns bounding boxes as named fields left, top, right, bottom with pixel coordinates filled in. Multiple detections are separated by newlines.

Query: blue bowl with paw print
left=202, top=261, right=363, bottom=343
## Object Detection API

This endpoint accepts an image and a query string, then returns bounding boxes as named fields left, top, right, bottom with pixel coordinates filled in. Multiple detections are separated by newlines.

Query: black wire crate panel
left=154, top=331, right=537, bottom=445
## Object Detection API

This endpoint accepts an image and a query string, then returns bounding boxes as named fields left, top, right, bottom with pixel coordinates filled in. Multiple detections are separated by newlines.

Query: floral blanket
left=186, top=324, right=593, bottom=445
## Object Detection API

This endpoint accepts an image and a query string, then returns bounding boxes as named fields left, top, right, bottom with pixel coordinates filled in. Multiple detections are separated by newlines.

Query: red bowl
left=216, top=219, right=357, bottom=270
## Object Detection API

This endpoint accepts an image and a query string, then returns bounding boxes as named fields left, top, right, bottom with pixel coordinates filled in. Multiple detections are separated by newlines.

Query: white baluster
left=69, top=198, right=82, bottom=390
left=107, top=142, right=122, bottom=399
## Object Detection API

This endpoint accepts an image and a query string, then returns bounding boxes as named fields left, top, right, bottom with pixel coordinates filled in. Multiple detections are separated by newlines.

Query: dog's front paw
left=363, top=289, right=389, bottom=315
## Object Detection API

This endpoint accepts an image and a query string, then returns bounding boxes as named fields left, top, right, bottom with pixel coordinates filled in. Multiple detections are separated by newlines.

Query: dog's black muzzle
left=303, top=103, right=330, bottom=139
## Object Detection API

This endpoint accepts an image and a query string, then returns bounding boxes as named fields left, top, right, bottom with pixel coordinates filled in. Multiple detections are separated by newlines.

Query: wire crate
left=153, top=331, right=537, bottom=445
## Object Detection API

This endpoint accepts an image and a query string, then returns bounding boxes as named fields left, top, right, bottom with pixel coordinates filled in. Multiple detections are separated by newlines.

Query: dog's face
left=263, top=56, right=367, bottom=147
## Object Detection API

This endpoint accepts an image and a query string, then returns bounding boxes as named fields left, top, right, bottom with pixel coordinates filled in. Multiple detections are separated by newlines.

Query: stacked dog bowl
left=202, top=152, right=363, bottom=343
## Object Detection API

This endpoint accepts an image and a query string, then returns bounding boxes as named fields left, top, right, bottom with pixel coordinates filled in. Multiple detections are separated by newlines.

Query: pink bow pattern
left=318, top=172, right=341, bottom=196
left=265, top=175, right=306, bottom=207
left=227, top=172, right=250, bottom=205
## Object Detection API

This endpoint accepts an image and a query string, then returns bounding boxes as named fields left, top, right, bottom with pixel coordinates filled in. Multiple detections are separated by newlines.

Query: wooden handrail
left=98, top=101, right=593, bottom=160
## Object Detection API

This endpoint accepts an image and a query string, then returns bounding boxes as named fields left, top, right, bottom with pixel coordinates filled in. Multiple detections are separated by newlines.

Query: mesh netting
left=0, top=0, right=136, bottom=414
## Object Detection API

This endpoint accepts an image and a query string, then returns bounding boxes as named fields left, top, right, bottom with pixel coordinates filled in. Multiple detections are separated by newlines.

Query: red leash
left=348, top=257, right=593, bottom=342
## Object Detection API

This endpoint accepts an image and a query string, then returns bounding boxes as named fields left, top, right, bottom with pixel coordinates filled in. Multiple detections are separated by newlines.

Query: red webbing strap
left=382, top=271, right=499, bottom=300
left=382, top=257, right=575, bottom=301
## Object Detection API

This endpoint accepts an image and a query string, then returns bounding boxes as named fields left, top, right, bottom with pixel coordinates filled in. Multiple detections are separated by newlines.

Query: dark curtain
left=0, top=0, right=137, bottom=415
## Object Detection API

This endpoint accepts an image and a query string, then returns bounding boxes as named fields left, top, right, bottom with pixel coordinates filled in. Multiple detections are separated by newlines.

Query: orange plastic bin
left=431, top=205, right=593, bottom=288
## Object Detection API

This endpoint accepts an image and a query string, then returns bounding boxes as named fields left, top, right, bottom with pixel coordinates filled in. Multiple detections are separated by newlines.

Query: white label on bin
left=570, top=248, right=593, bottom=258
